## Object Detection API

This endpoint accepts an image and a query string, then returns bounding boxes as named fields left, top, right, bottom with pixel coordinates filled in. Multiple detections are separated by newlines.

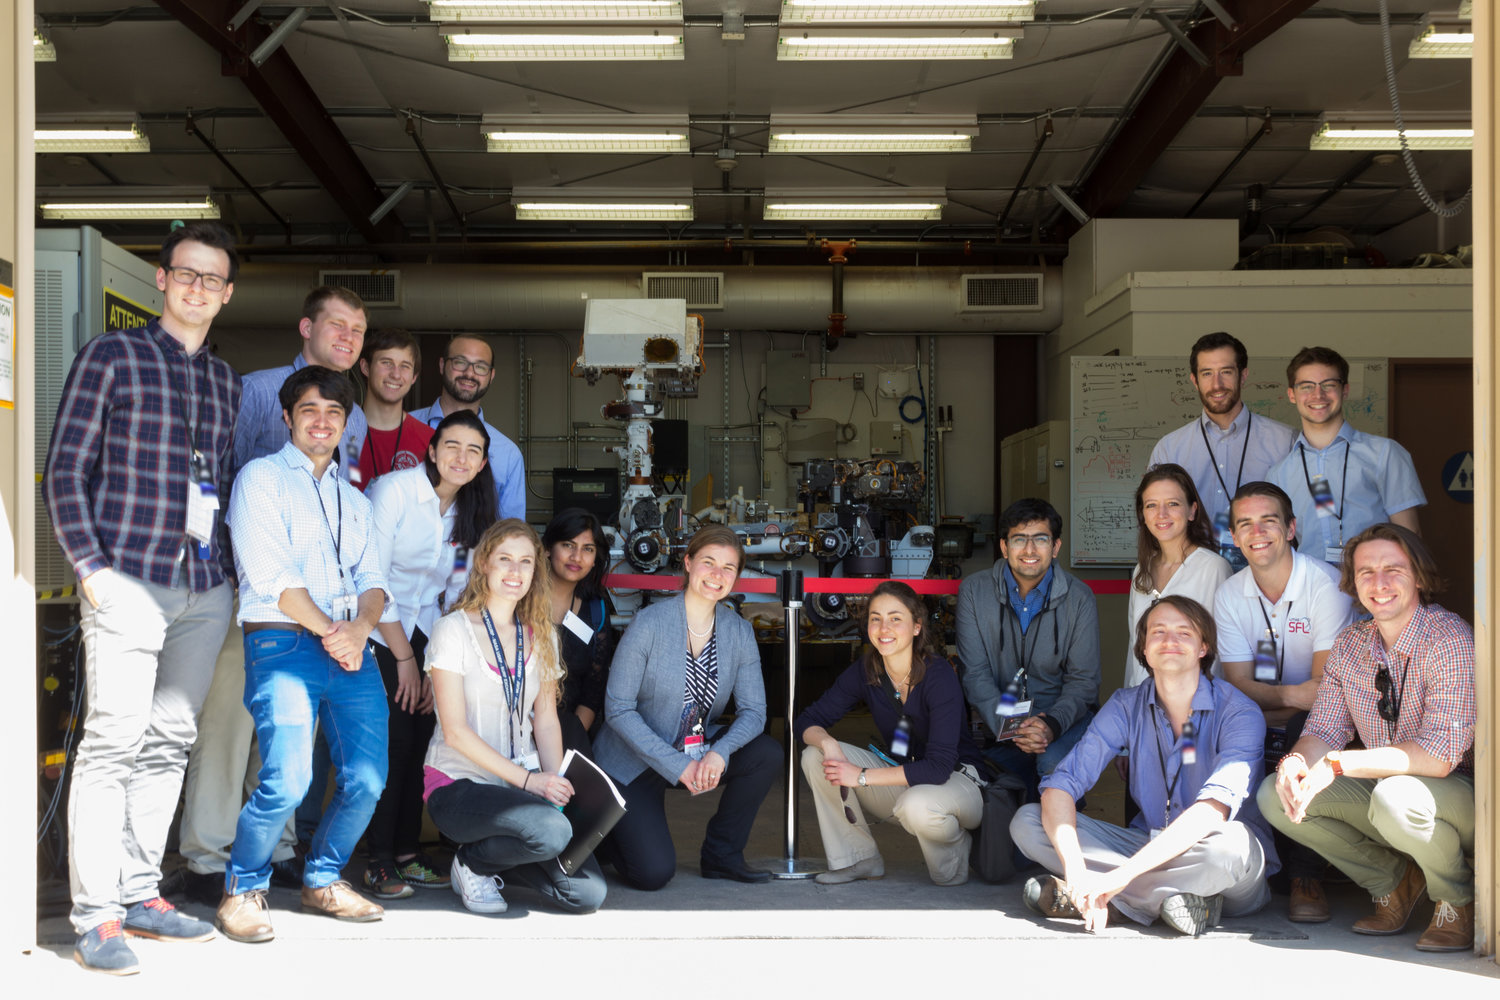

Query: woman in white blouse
left=1124, top=463, right=1232, bottom=689
left=422, top=519, right=607, bottom=915
left=359, top=411, right=495, bottom=898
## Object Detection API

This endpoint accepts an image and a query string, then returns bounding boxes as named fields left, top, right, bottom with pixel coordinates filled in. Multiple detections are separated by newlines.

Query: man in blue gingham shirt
left=43, top=222, right=241, bottom=973
left=218, top=365, right=394, bottom=942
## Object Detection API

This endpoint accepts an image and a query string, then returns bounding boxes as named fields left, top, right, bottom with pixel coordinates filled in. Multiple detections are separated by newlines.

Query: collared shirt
left=1268, top=421, right=1426, bottom=566
left=228, top=442, right=392, bottom=625
left=44, top=320, right=241, bottom=591
left=366, top=466, right=459, bottom=641
left=411, top=400, right=527, bottom=521
left=1214, top=552, right=1353, bottom=686
left=1148, top=407, right=1297, bottom=528
left=1304, top=603, right=1476, bottom=774
left=1042, top=673, right=1278, bottom=874
left=233, top=354, right=368, bottom=487
left=1003, top=563, right=1053, bottom=635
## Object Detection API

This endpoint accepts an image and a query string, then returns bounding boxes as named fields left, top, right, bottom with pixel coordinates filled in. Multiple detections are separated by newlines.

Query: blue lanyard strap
left=481, top=609, right=527, bottom=754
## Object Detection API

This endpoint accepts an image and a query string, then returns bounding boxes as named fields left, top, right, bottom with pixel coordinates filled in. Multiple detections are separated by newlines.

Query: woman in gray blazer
left=593, top=525, right=780, bottom=889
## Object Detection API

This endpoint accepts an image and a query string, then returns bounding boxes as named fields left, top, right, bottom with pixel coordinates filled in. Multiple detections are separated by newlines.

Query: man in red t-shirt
left=357, top=328, right=433, bottom=489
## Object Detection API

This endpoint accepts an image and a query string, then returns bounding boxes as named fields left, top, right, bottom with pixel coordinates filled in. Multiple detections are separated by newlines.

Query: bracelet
left=522, top=773, right=531, bottom=791
left=1279, top=752, right=1307, bottom=772
left=396, top=656, right=416, bottom=664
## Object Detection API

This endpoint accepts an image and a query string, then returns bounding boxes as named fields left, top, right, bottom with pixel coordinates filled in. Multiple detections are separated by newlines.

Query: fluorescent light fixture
left=34, top=29, right=56, bottom=62
left=768, top=114, right=977, bottom=153
left=39, top=188, right=219, bottom=220
left=1310, top=114, right=1472, bottom=151
left=1409, top=19, right=1472, bottom=59
left=511, top=188, right=693, bottom=220
left=779, top=0, right=1036, bottom=25
left=762, top=188, right=946, bottom=221
left=777, top=28, right=1019, bottom=60
left=35, top=115, right=150, bottom=153
left=483, top=114, right=689, bottom=152
left=443, top=28, right=685, bottom=60
left=425, top=1, right=682, bottom=21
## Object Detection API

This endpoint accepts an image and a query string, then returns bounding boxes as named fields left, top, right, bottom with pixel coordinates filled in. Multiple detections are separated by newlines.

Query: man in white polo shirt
left=1214, top=480, right=1352, bottom=924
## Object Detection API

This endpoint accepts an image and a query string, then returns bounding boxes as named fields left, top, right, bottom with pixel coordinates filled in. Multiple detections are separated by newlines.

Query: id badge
left=1253, top=637, right=1279, bottom=684
left=184, top=478, right=219, bottom=545
left=514, top=750, right=540, bottom=772
left=1214, top=510, right=1245, bottom=570
left=683, top=733, right=706, bottom=760
left=330, top=591, right=357, bottom=621
left=1310, top=476, right=1336, bottom=518
left=1324, top=544, right=1344, bottom=565
left=1149, top=828, right=1164, bottom=841
left=562, top=610, right=595, bottom=644
left=994, top=700, right=1033, bottom=741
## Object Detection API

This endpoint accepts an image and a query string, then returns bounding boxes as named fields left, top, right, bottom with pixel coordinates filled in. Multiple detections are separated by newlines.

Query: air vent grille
left=34, top=265, right=72, bottom=590
left=644, top=272, right=723, bottom=310
left=319, top=269, right=401, bottom=308
left=961, top=273, right=1043, bottom=311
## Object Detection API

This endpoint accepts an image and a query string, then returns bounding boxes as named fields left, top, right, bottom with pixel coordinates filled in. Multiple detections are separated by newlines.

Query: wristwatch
left=1325, top=751, right=1344, bottom=777
left=858, top=768, right=868, bottom=787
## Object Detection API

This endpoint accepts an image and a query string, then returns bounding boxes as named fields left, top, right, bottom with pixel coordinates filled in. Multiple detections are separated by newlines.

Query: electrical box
left=868, top=421, right=904, bottom=456
left=765, top=350, right=812, bottom=408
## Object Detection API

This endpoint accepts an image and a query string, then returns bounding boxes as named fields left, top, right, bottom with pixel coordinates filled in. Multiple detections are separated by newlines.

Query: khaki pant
left=801, top=742, right=982, bottom=885
left=1256, top=771, right=1475, bottom=905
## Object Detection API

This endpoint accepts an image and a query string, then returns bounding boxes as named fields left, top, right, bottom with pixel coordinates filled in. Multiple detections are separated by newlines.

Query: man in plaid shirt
left=1257, top=522, right=1476, bottom=952
left=43, top=222, right=242, bottom=975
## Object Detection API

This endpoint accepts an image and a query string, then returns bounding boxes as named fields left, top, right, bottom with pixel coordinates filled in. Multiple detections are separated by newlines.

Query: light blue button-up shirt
left=1148, top=407, right=1297, bottom=528
left=411, top=399, right=527, bottom=521
left=1003, top=563, right=1053, bottom=635
left=1041, top=672, right=1279, bottom=876
left=1268, top=421, right=1426, bottom=566
left=228, top=442, right=392, bottom=626
left=232, top=354, right=368, bottom=486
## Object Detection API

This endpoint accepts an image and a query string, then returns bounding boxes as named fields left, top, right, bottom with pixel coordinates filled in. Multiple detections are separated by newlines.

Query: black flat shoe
left=700, top=858, right=772, bottom=883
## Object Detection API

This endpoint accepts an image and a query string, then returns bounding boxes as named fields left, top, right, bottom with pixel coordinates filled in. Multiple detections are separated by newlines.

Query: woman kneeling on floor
left=1009, top=595, right=1275, bottom=936
left=796, top=581, right=986, bottom=886
left=422, top=518, right=607, bottom=915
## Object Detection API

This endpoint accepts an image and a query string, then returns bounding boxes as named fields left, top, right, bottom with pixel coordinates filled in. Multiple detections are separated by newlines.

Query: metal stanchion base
left=754, top=856, right=825, bottom=880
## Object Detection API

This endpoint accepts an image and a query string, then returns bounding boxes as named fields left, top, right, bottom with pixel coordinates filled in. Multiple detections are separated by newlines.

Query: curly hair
left=454, top=518, right=563, bottom=698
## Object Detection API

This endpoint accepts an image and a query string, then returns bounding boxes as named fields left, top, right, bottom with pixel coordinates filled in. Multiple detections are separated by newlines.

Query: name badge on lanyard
left=1214, top=510, right=1246, bottom=571
left=683, top=733, right=706, bottom=760
left=562, top=609, right=595, bottom=644
left=184, top=451, right=219, bottom=559
left=1310, top=476, right=1336, bottom=518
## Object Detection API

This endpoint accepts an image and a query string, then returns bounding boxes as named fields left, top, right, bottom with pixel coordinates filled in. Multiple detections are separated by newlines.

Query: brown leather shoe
left=1288, top=878, right=1331, bottom=923
left=216, top=890, right=274, bottom=944
left=1416, top=901, right=1474, bottom=952
left=1352, top=861, right=1427, bottom=935
left=300, top=880, right=384, bottom=923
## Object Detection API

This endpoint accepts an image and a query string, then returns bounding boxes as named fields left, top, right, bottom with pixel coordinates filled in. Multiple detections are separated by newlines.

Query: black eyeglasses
left=839, top=786, right=857, bottom=824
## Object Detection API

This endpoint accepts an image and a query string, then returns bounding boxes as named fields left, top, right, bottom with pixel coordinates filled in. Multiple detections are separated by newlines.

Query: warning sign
left=1441, top=451, right=1473, bottom=504
left=103, top=287, right=159, bottom=332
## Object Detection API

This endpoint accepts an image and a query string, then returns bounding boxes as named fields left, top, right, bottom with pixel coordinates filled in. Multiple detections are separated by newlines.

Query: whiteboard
left=1069, top=356, right=1388, bottom=566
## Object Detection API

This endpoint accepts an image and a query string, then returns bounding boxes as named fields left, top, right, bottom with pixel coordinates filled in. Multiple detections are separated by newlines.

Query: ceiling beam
left=1064, top=0, right=1319, bottom=233
left=156, top=0, right=405, bottom=247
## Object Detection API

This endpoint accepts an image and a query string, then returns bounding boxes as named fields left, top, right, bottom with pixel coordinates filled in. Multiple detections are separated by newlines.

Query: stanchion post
left=767, top=568, right=821, bottom=879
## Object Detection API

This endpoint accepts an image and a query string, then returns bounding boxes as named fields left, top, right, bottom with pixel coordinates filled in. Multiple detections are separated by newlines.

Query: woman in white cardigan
left=1123, top=463, right=1232, bottom=689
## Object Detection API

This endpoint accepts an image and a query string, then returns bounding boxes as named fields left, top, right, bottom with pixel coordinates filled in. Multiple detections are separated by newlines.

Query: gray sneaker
left=1160, top=892, right=1223, bottom=937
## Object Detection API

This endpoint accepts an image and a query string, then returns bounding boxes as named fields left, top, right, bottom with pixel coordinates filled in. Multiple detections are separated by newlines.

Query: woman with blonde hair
left=421, top=518, right=606, bottom=915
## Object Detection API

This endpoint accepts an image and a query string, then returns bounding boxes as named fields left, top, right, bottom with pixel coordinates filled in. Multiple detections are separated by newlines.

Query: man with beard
left=411, top=334, right=525, bottom=520
left=1148, top=332, right=1296, bottom=570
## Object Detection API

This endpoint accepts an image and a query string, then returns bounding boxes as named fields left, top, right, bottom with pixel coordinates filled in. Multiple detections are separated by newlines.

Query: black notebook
left=556, top=749, right=628, bottom=876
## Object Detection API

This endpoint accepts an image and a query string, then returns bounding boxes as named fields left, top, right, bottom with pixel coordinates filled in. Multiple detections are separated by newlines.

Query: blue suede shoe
left=123, top=896, right=216, bottom=942
left=74, top=919, right=140, bottom=976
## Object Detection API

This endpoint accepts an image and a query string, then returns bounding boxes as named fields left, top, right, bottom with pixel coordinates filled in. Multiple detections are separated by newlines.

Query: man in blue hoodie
left=957, top=498, right=1101, bottom=798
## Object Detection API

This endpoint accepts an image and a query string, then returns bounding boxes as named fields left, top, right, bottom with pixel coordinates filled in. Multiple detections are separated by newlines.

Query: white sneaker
left=450, top=856, right=507, bottom=914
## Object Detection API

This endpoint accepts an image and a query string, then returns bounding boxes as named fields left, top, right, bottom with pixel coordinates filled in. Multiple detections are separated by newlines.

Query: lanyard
left=1199, top=411, right=1253, bottom=501
left=363, top=420, right=407, bottom=479
left=684, top=635, right=718, bottom=732
left=149, top=333, right=205, bottom=475
left=306, top=470, right=346, bottom=591
left=1003, top=610, right=1040, bottom=700
left=1372, top=637, right=1408, bottom=744
left=1149, top=702, right=1195, bottom=828
left=1257, top=597, right=1291, bottom=679
left=481, top=609, right=527, bottom=754
left=1298, top=440, right=1352, bottom=527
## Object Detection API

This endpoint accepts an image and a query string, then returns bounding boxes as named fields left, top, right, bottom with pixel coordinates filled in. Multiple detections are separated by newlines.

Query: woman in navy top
left=796, top=581, right=986, bottom=886
left=542, top=508, right=618, bottom=756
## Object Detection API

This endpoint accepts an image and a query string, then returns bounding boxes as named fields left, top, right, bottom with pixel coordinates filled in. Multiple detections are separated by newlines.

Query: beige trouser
left=801, top=742, right=983, bottom=885
left=177, top=613, right=296, bottom=876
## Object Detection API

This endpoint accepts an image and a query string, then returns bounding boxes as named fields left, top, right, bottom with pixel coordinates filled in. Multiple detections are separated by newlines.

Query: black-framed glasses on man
left=444, top=356, right=493, bottom=376
left=166, top=266, right=228, bottom=292
left=1292, top=379, right=1345, bottom=396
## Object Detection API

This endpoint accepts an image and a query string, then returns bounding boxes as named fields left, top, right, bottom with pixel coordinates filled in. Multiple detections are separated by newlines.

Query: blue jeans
left=983, top=710, right=1094, bottom=802
left=227, top=629, right=388, bottom=892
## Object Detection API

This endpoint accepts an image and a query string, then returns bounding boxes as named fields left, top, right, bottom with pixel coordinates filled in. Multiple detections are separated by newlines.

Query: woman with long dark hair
left=1124, top=463, right=1232, bottom=688
left=542, top=508, right=617, bottom=755
left=796, top=581, right=986, bottom=885
left=360, top=410, right=495, bottom=898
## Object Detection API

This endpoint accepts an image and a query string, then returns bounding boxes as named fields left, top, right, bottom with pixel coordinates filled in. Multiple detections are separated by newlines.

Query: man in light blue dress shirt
left=410, top=333, right=527, bottom=521
left=1148, top=332, right=1297, bottom=570
left=1268, top=346, right=1425, bottom=568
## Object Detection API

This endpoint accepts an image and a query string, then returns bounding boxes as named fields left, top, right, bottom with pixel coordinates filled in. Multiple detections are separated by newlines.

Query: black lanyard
left=1150, top=702, right=1197, bottom=828
left=1200, top=411, right=1253, bottom=501
left=1003, top=612, right=1040, bottom=700
left=684, top=634, right=718, bottom=733
left=306, top=470, right=346, bottom=591
left=150, top=333, right=206, bottom=476
left=363, top=420, right=407, bottom=479
left=481, top=609, right=527, bottom=754
left=1257, top=597, right=1291, bottom=679
left=1298, top=440, right=1352, bottom=527
left=1372, top=637, right=1407, bottom=744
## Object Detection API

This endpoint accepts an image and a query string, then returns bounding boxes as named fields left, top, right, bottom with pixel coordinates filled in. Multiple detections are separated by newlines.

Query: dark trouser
left=426, top=778, right=607, bottom=913
left=599, top=732, right=779, bottom=891
left=1267, top=711, right=1326, bottom=881
left=559, top=709, right=594, bottom=760
left=365, top=629, right=435, bottom=861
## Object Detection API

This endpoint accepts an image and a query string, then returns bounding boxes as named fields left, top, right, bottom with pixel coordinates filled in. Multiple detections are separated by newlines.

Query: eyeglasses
left=1006, top=533, right=1053, bottom=551
left=444, top=356, right=493, bottom=376
left=1374, top=665, right=1395, bottom=721
left=840, top=786, right=857, bottom=824
left=1292, top=378, right=1345, bottom=396
left=166, top=266, right=228, bottom=292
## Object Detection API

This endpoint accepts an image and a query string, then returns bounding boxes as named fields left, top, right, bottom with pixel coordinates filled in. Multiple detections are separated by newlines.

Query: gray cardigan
left=594, top=594, right=768, bottom=786
left=955, top=561, right=1101, bottom=739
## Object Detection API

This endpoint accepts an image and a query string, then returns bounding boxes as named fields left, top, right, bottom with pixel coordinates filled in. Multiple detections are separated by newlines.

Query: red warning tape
left=605, top=574, right=1131, bottom=596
